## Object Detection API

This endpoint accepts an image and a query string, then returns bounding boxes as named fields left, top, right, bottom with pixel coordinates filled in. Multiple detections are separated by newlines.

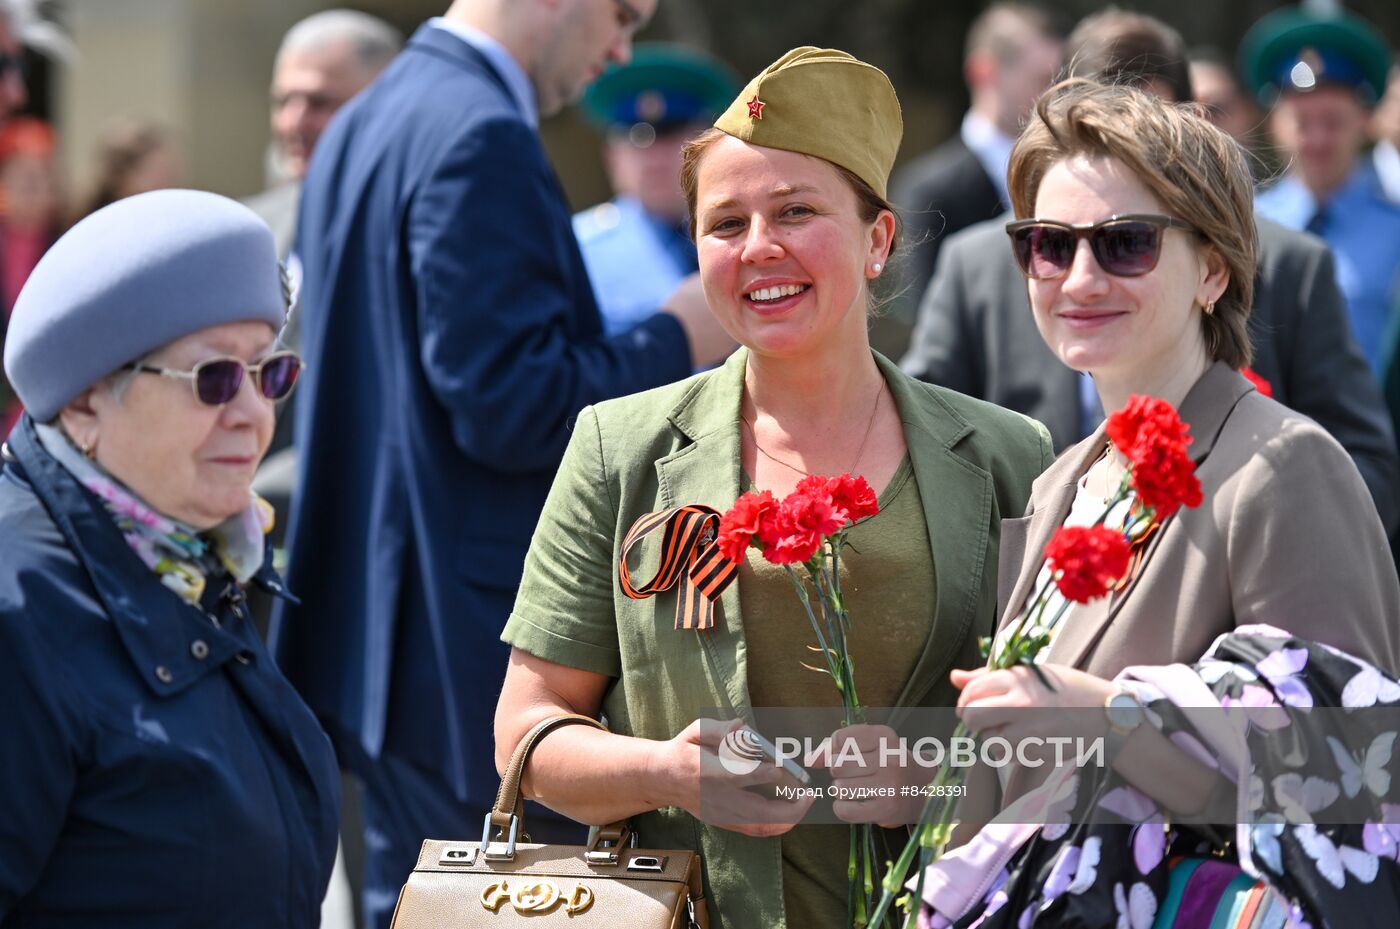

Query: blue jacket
left=0, top=418, right=340, bottom=927
left=271, top=25, right=691, bottom=803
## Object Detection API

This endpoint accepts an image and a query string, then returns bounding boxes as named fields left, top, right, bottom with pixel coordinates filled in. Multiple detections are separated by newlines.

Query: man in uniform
left=1250, top=6, right=1400, bottom=380
left=572, top=43, right=737, bottom=335
left=1370, top=64, right=1400, bottom=205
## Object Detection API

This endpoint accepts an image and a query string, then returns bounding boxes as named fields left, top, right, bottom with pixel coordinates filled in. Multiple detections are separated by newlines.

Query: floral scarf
left=35, top=421, right=274, bottom=604
left=920, top=626, right=1400, bottom=929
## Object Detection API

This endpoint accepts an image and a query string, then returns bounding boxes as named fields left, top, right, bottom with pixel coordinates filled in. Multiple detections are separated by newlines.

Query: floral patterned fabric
left=922, top=626, right=1400, bottom=929
left=34, top=421, right=272, bottom=604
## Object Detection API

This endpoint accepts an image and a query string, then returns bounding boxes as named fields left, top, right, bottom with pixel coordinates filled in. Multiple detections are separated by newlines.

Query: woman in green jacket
left=494, top=48, right=1053, bottom=929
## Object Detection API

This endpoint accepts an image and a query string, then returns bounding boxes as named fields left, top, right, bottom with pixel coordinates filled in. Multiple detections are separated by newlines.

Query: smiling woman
left=919, top=79, right=1400, bottom=929
left=0, top=189, right=338, bottom=927
left=494, top=47, right=1055, bottom=929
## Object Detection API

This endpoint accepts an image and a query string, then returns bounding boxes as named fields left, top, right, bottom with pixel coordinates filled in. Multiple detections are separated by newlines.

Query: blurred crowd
left=3, top=1, right=1400, bottom=928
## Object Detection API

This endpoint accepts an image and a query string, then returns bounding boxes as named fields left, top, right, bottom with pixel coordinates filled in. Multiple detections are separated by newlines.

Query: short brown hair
left=965, top=3, right=1056, bottom=64
left=1066, top=10, right=1192, bottom=104
left=679, top=127, right=903, bottom=310
left=1007, top=79, right=1257, bottom=368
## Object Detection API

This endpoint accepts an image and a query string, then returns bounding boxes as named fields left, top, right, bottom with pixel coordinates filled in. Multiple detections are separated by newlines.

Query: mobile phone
left=721, top=725, right=812, bottom=787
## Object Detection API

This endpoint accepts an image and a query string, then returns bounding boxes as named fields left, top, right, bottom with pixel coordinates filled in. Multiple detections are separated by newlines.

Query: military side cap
left=1240, top=7, right=1392, bottom=105
left=582, top=43, right=740, bottom=133
left=4, top=189, right=286, bottom=422
left=714, top=47, right=903, bottom=200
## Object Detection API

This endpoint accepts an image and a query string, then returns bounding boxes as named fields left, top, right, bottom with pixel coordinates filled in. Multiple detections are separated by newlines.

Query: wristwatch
left=1103, top=686, right=1146, bottom=761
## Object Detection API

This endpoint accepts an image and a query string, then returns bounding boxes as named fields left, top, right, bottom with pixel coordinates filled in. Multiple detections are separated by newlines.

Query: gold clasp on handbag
left=478, top=880, right=595, bottom=916
left=480, top=880, right=512, bottom=912
left=564, top=884, right=594, bottom=915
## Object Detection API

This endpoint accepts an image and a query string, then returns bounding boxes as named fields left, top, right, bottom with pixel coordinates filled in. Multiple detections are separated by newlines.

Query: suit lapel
left=1048, top=362, right=1253, bottom=668
left=655, top=351, right=750, bottom=717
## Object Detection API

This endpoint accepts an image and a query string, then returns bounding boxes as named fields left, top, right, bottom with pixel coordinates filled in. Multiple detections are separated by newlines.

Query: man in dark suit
left=269, top=2, right=731, bottom=925
left=890, top=3, right=1060, bottom=314
left=901, top=9, right=1400, bottom=534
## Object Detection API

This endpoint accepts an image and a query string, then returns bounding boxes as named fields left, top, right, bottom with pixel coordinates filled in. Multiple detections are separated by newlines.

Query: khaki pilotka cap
left=713, top=47, right=903, bottom=199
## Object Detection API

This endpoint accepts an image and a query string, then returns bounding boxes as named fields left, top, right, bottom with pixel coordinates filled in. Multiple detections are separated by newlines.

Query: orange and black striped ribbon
left=618, top=505, right=739, bottom=631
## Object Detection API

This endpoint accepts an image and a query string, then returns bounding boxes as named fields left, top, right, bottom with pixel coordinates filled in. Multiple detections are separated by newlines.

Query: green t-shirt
left=740, top=456, right=935, bottom=926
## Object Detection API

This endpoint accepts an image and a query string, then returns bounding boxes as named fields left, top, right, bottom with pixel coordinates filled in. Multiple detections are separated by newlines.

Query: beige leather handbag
left=389, top=715, right=709, bottom=928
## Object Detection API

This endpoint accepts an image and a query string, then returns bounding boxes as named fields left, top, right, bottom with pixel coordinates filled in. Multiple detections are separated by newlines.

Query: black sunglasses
left=1006, top=214, right=1198, bottom=280
left=125, top=351, right=303, bottom=406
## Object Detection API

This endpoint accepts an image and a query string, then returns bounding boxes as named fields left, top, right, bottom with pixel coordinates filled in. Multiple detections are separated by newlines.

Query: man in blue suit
left=269, top=2, right=731, bottom=924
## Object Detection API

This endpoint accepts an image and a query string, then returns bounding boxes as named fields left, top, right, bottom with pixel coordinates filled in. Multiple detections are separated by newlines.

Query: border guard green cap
left=582, top=43, right=740, bottom=133
left=714, top=47, right=903, bottom=199
left=1239, top=7, right=1392, bottom=105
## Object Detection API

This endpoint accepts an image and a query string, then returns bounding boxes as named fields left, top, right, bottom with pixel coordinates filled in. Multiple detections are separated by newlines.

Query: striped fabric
left=619, top=505, right=739, bottom=630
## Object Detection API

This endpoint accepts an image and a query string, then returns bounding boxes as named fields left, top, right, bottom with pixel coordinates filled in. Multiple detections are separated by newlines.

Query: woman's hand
left=952, top=665, right=1118, bottom=748
left=651, top=719, right=816, bottom=838
left=825, top=723, right=923, bottom=827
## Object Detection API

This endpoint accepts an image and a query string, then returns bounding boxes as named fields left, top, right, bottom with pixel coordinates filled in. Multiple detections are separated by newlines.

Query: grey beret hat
left=3, top=188, right=287, bottom=422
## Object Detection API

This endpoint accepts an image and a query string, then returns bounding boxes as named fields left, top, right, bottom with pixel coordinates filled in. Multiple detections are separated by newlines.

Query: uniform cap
left=713, top=47, right=903, bottom=199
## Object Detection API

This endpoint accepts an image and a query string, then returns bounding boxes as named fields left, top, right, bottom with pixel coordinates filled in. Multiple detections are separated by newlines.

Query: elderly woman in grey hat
left=0, top=189, right=339, bottom=927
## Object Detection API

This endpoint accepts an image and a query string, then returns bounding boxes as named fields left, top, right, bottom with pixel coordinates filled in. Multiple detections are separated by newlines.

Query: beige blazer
left=997, top=361, right=1400, bottom=678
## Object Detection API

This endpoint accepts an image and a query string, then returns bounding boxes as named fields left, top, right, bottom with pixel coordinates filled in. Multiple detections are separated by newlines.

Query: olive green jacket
left=502, top=348, right=1053, bottom=929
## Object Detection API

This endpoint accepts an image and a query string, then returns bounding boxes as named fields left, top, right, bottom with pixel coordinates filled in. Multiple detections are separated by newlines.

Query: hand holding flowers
left=717, top=471, right=884, bottom=926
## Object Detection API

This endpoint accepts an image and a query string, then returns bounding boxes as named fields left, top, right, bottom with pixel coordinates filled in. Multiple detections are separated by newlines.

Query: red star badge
left=746, top=95, right=765, bottom=120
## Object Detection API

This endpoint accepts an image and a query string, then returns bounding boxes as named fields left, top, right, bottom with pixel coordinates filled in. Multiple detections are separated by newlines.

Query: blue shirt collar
left=1258, top=167, right=1377, bottom=229
left=960, top=110, right=1014, bottom=211
left=429, top=17, right=538, bottom=128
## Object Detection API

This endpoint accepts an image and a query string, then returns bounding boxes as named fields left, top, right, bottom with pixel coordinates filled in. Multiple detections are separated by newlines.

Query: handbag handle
left=484, top=713, right=632, bottom=862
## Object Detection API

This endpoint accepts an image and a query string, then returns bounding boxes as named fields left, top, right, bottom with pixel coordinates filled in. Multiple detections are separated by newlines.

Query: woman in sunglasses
left=920, top=79, right=1400, bottom=927
left=0, top=189, right=337, bottom=927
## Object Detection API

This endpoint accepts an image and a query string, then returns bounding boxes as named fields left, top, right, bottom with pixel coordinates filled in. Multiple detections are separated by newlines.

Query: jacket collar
left=1007, top=361, right=1253, bottom=668
left=6, top=417, right=285, bottom=696
left=658, top=348, right=995, bottom=712
left=406, top=22, right=518, bottom=114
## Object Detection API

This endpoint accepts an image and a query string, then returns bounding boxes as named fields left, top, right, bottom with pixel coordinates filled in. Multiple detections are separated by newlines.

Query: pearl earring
left=871, top=262, right=882, bottom=274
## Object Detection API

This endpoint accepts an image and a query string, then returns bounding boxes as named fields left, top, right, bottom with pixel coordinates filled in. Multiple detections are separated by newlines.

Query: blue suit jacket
left=270, top=25, right=691, bottom=803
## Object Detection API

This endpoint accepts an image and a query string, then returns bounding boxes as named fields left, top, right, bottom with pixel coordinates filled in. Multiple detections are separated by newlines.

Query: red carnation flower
left=1044, top=525, right=1132, bottom=604
left=716, top=489, right=778, bottom=563
left=1105, top=395, right=1203, bottom=520
left=1241, top=367, right=1274, bottom=398
left=827, top=473, right=880, bottom=522
left=759, top=482, right=846, bottom=565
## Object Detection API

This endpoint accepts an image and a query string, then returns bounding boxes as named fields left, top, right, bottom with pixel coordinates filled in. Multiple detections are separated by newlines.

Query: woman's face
left=72, top=321, right=278, bottom=530
left=1027, top=154, right=1220, bottom=387
left=693, top=135, right=892, bottom=361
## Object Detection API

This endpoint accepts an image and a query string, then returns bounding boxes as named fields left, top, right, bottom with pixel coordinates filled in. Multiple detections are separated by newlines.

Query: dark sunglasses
left=125, top=351, right=303, bottom=406
left=1006, top=214, right=1198, bottom=280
